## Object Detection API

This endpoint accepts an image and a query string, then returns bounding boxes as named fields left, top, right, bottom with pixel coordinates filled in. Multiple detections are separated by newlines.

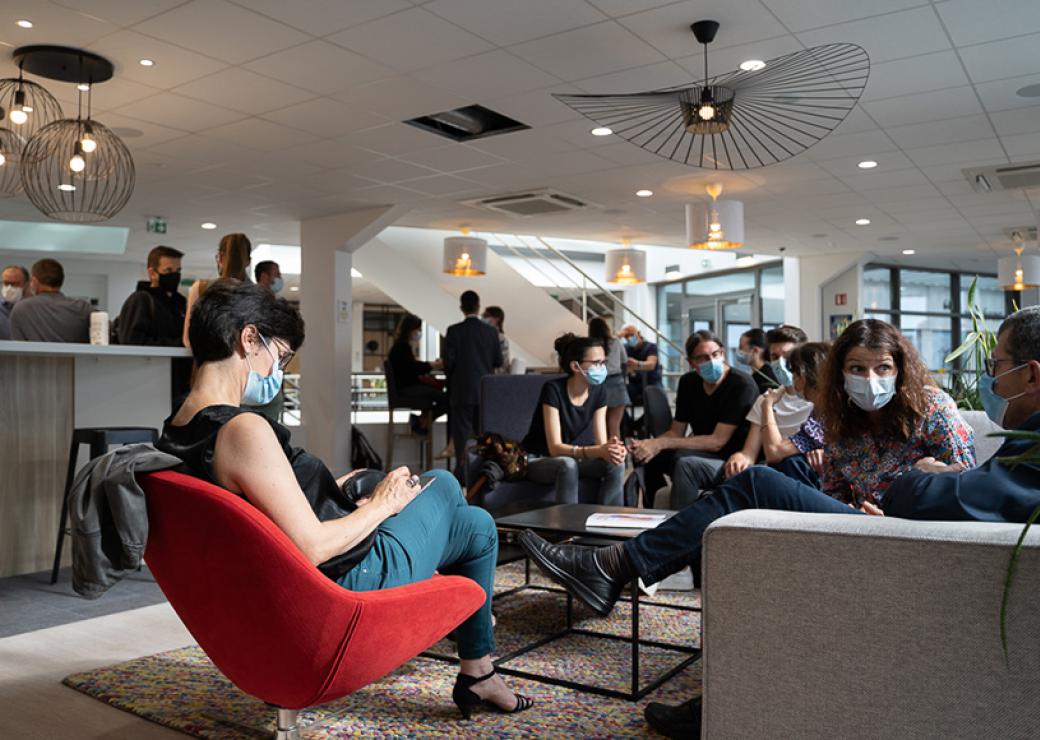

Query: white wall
left=0, top=251, right=145, bottom=313
left=784, top=253, right=875, bottom=340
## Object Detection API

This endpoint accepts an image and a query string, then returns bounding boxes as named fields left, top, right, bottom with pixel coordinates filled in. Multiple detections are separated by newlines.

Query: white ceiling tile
left=132, top=0, right=310, bottom=64
left=89, top=29, right=230, bottom=88
left=53, top=77, right=164, bottom=115
left=484, top=86, right=584, bottom=127
left=989, top=104, right=1040, bottom=137
left=525, top=149, right=618, bottom=177
left=50, top=0, right=188, bottom=26
left=205, top=118, right=321, bottom=151
left=675, top=36, right=804, bottom=80
left=460, top=163, right=546, bottom=189
left=844, top=167, right=932, bottom=191
left=588, top=141, right=666, bottom=166
left=351, top=183, right=430, bottom=204
left=862, top=86, right=982, bottom=127
left=172, top=68, right=317, bottom=115
left=226, top=0, right=412, bottom=35
left=861, top=50, right=970, bottom=102
left=91, top=112, right=188, bottom=149
left=796, top=7, right=950, bottom=64
left=573, top=60, right=692, bottom=94
left=336, top=76, right=469, bottom=121
left=398, top=173, right=484, bottom=196
left=412, top=50, right=561, bottom=100
left=886, top=114, right=995, bottom=150
left=399, top=145, right=505, bottom=172
left=762, top=0, right=928, bottom=32
left=975, top=75, right=1040, bottom=113
left=510, top=22, right=666, bottom=81
left=936, top=0, right=1040, bottom=46
left=804, top=129, right=899, bottom=161
left=467, top=128, right=575, bottom=159
left=144, top=133, right=261, bottom=164
left=833, top=107, right=880, bottom=134
left=619, top=1, right=787, bottom=58
left=289, top=168, right=382, bottom=194
left=919, top=157, right=1007, bottom=183
left=350, top=123, right=448, bottom=156
left=327, top=8, right=494, bottom=73
left=0, top=2, right=114, bottom=46
left=816, top=150, right=914, bottom=176
left=262, top=97, right=388, bottom=138
left=585, top=0, right=679, bottom=18
left=351, top=158, right=440, bottom=182
left=959, top=33, right=1040, bottom=84
left=244, top=40, right=397, bottom=96
left=1001, top=132, right=1040, bottom=159
left=425, top=0, right=606, bottom=46
left=905, top=138, right=1007, bottom=167
left=279, top=139, right=383, bottom=169
left=113, top=92, right=247, bottom=132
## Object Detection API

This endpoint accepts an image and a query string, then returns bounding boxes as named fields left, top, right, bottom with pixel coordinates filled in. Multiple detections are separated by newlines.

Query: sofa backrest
left=959, top=409, right=1005, bottom=462
left=479, top=372, right=564, bottom=441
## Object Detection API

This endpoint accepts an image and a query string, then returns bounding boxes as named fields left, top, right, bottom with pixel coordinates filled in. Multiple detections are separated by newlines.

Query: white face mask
left=1, top=285, right=22, bottom=303
left=844, top=372, right=896, bottom=411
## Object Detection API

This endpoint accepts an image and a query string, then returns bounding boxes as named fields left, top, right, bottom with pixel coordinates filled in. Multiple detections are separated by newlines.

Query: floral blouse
left=821, top=387, right=976, bottom=505
left=790, top=413, right=825, bottom=454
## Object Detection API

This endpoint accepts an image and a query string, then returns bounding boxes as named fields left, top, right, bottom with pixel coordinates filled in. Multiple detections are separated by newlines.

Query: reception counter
left=0, top=341, right=192, bottom=577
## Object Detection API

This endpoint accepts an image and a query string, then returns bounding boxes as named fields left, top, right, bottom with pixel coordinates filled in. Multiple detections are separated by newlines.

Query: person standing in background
left=254, top=260, right=283, bottom=293
left=183, top=232, right=252, bottom=349
left=10, top=259, right=91, bottom=343
left=589, top=317, right=628, bottom=439
left=619, top=324, right=662, bottom=405
left=0, top=265, right=30, bottom=341
left=444, top=290, right=503, bottom=477
left=117, top=246, right=186, bottom=346
left=481, top=305, right=510, bottom=373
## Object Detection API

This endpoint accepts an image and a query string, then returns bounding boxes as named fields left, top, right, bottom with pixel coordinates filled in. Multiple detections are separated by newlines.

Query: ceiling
left=1, top=0, right=1039, bottom=272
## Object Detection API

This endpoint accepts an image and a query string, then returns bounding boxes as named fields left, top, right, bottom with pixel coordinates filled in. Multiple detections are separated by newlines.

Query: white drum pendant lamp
left=443, top=234, right=487, bottom=276
left=687, top=183, right=744, bottom=250
left=606, top=243, right=646, bottom=285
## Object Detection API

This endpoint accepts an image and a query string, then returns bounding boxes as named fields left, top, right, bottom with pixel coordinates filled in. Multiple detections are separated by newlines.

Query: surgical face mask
left=771, top=356, right=794, bottom=387
left=584, top=365, right=608, bottom=385
left=1, top=284, right=22, bottom=303
left=625, top=335, right=639, bottom=348
left=269, top=276, right=284, bottom=294
left=698, top=357, right=725, bottom=384
left=844, top=372, right=896, bottom=412
left=412, top=331, right=422, bottom=343
left=979, top=364, right=1027, bottom=427
left=242, top=335, right=284, bottom=407
left=157, top=272, right=181, bottom=293
left=735, top=349, right=751, bottom=365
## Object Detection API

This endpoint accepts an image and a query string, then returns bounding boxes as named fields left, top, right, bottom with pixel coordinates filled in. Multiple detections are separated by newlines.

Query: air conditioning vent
left=462, top=189, right=594, bottom=217
left=964, top=161, right=1040, bottom=192
left=403, top=104, right=529, bottom=143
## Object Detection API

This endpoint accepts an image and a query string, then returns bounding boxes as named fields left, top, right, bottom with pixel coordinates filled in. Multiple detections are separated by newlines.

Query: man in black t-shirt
left=629, top=330, right=758, bottom=508
left=620, top=325, right=662, bottom=404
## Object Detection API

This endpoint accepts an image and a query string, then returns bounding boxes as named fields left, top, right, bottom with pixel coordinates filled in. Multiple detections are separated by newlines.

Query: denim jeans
left=525, top=455, right=625, bottom=505
left=625, top=466, right=861, bottom=585
left=771, top=453, right=821, bottom=489
left=337, top=468, right=498, bottom=659
left=670, top=453, right=726, bottom=508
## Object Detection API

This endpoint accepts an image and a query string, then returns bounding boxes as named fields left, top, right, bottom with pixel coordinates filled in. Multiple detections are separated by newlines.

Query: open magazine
left=585, top=512, right=669, bottom=529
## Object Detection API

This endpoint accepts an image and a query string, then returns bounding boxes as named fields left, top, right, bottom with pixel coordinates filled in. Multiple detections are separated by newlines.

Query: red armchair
left=141, top=471, right=486, bottom=739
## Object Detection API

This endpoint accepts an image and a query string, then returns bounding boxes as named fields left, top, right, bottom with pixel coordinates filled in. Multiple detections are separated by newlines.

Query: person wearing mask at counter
left=117, top=246, right=187, bottom=346
left=10, top=258, right=91, bottom=343
left=254, top=260, right=283, bottom=294
left=0, top=265, right=30, bottom=341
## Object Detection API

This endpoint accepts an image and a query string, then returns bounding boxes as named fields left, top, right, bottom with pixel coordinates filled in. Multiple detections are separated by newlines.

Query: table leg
left=631, top=578, right=640, bottom=698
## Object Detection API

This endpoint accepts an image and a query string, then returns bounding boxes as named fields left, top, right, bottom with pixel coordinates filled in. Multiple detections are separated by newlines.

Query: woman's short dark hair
left=484, top=305, right=504, bottom=330
left=189, top=279, right=304, bottom=364
left=741, top=328, right=767, bottom=350
left=787, top=341, right=830, bottom=390
left=394, top=314, right=422, bottom=344
left=555, top=332, right=603, bottom=375
left=685, top=329, right=722, bottom=358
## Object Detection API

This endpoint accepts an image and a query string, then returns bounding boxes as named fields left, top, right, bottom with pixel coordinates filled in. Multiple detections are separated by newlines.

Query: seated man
left=630, top=330, right=758, bottom=508
left=519, top=310, right=1040, bottom=739
left=735, top=327, right=778, bottom=394
left=620, top=324, right=661, bottom=405
left=723, top=325, right=812, bottom=479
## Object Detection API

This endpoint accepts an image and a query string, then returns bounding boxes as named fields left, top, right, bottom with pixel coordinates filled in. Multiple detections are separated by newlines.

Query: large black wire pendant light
left=15, top=45, right=135, bottom=222
left=554, top=21, right=870, bottom=170
left=0, top=67, right=63, bottom=196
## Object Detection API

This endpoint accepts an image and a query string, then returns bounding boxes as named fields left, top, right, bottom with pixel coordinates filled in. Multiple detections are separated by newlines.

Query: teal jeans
left=337, top=468, right=498, bottom=659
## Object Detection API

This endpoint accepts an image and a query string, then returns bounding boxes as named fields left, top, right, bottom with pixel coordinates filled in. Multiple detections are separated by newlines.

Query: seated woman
left=522, top=333, right=626, bottom=505
left=157, top=281, right=530, bottom=719
left=387, top=314, right=450, bottom=456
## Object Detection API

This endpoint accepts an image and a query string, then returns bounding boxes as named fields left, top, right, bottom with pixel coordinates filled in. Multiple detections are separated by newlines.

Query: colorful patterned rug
left=63, top=562, right=702, bottom=738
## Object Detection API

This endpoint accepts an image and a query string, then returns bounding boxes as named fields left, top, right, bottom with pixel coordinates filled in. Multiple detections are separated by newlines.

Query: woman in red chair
left=159, top=280, right=531, bottom=719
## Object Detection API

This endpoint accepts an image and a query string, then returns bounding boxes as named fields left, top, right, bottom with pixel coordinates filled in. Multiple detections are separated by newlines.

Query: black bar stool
left=382, top=361, right=434, bottom=471
left=51, top=426, right=159, bottom=584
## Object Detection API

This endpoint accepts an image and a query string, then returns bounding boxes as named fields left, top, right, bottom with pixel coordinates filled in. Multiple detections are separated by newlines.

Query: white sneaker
left=658, top=566, right=694, bottom=591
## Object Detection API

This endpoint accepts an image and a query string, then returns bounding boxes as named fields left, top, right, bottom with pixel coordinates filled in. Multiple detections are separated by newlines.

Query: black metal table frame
left=422, top=547, right=701, bottom=701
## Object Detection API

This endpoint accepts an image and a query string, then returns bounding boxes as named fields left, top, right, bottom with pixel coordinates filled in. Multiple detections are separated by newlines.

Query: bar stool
left=51, top=426, right=159, bottom=584
left=382, top=361, right=434, bottom=471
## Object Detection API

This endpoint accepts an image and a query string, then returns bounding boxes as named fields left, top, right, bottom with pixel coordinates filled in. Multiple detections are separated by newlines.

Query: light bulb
left=9, top=109, right=27, bottom=125
left=81, top=135, right=97, bottom=153
left=69, top=154, right=86, bottom=172
left=698, top=104, right=716, bottom=120
left=460, top=252, right=470, bottom=261
left=709, top=222, right=721, bottom=231
left=0, top=152, right=5, bottom=166
left=22, top=105, right=32, bottom=113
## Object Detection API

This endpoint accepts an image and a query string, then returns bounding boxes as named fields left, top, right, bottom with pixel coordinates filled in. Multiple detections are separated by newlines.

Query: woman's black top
left=388, top=340, right=431, bottom=389
left=157, top=405, right=375, bottom=581
left=522, top=378, right=606, bottom=456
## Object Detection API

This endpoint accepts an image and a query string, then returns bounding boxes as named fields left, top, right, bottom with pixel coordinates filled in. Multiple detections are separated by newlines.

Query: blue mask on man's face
left=625, top=335, right=639, bottom=348
left=697, top=357, right=725, bottom=383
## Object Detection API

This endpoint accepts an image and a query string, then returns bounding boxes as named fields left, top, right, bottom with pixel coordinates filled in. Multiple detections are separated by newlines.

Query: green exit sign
left=147, top=217, right=167, bottom=234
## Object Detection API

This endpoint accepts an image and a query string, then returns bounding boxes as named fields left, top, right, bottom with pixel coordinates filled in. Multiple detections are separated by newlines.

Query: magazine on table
left=585, top=512, right=668, bottom=529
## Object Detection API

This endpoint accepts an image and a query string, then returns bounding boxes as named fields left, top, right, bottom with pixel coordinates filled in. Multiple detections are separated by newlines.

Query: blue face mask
left=771, top=356, right=794, bottom=387
left=242, top=334, right=284, bottom=407
left=979, top=364, right=1026, bottom=427
left=585, top=365, right=608, bottom=385
left=697, top=357, right=725, bottom=383
left=269, top=276, right=284, bottom=294
left=625, top=335, right=639, bottom=348
left=843, top=373, right=896, bottom=412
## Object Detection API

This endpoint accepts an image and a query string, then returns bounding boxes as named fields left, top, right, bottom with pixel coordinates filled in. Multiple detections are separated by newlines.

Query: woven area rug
left=63, top=562, right=702, bottom=738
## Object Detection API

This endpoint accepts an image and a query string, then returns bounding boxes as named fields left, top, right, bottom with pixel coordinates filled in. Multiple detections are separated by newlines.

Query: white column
left=300, top=206, right=406, bottom=471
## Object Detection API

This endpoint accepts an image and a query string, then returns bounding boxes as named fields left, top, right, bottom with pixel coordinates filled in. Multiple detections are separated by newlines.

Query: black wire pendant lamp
left=554, top=21, right=870, bottom=170
left=0, top=67, right=64, bottom=196
left=15, top=45, right=135, bottom=222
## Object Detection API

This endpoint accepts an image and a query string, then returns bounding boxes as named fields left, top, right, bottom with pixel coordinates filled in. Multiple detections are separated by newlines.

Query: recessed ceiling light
left=855, top=218, right=871, bottom=226
left=739, top=59, right=766, bottom=71
left=57, top=184, right=76, bottom=191
left=1016, top=83, right=1040, bottom=98
left=902, top=249, right=915, bottom=255
left=636, top=189, right=653, bottom=197
left=138, top=58, right=155, bottom=67
left=16, top=19, right=33, bottom=28
left=289, top=286, right=299, bottom=292
left=858, top=160, right=878, bottom=169
left=77, top=83, right=90, bottom=92
left=590, top=127, right=613, bottom=136
left=201, top=222, right=216, bottom=230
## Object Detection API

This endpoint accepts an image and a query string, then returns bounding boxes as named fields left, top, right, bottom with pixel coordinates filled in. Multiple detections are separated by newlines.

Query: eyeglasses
left=691, top=349, right=725, bottom=364
left=984, top=356, right=1022, bottom=377
left=260, top=334, right=295, bottom=372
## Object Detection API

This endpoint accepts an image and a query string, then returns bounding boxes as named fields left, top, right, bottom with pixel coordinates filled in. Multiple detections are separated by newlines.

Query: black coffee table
left=425, top=504, right=701, bottom=701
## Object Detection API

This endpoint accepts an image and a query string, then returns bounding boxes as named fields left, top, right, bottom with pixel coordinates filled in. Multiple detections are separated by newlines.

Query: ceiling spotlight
left=138, top=58, right=155, bottom=67
left=636, top=189, right=653, bottom=197
left=902, top=249, right=915, bottom=255
left=857, top=160, right=878, bottom=169
left=57, top=183, right=76, bottom=191
left=289, top=286, right=300, bottom=292
left=739, top=59, right=766, bottom=71
left=16, top=19, right=33, bottom=29
left=201, top=222, right=217, bottom=230
left=855, top=218, right=871, bottom=226
left=591, top=126, right=613, bottom=136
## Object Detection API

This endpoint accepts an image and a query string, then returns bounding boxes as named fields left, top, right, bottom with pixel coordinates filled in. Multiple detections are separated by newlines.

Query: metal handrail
left=509, top=233, right=617, bottom=319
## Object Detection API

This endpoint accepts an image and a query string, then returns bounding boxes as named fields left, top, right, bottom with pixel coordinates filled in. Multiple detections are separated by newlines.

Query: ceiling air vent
left=404, top=104, right=529, bottom=142
left=462, top=189, right=592, bottom=217
left=964, top=161, right=1040, bottom=192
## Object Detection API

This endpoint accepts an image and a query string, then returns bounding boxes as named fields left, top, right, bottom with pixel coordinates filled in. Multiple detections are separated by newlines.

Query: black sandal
left=452, top=668, right=533, bottom=720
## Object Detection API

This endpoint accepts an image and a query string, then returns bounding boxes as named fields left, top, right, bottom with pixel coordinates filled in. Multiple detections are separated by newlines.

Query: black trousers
left=451, top=402, right=480, bottom=480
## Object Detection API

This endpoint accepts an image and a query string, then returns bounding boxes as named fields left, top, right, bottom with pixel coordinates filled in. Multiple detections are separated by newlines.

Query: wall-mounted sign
left=146, top=217, right=167, bottom=234
left=834, top=293, right=847, bottom=306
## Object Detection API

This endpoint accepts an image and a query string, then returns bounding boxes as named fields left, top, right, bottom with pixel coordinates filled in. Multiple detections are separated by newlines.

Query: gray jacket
left=69, top=443, right=182, bottom=599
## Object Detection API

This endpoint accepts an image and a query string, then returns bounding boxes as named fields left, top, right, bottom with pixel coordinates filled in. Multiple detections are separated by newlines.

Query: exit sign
left=835, top=293, right=847, bottom=306
left=147, top=217, right=167, bottom=234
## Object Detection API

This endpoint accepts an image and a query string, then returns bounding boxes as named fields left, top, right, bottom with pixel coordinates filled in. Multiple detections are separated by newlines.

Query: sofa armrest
left=701, top=510, right=1040, bottom=739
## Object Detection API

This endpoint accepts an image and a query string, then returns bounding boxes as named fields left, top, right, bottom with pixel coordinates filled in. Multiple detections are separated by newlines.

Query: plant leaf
left=945, top=333, right=979, bottom=364
left=1001, top=503, right=1040, bottom=664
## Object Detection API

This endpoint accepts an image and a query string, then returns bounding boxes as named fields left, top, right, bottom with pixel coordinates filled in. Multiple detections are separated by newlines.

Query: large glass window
left=760, top=264, right=784, bottom=328
left=863, top=266, right=892, bottom=312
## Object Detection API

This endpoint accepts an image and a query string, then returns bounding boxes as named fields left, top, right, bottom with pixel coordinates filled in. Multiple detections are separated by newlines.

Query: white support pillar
left=300, top=205, right=406, bottom=471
